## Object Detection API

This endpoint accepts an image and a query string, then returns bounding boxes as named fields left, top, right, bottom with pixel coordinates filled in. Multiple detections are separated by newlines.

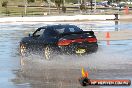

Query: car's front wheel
left=20, top=44, right=27, bottom=56
left=44, top=46, right=55, bottom=60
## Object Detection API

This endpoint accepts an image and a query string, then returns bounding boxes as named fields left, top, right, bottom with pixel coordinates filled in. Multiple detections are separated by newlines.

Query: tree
left=62, top=0, right=66, bottom=13
left=27, top=0, right=35, bottom=3
left=43, top=0, right=48, bottom=2
left=1, top=1, right=10, bottom=15
left=41, top=0, right=51, bottom=15
left=54, top=0, right=63, bottom=13
left=24, top=0, right=28, bottom=15
left=24, top=0, right=35, bottom=15
left=2, top=1, right=8, bottom=7
left=42, top=0, right=66, bottom=14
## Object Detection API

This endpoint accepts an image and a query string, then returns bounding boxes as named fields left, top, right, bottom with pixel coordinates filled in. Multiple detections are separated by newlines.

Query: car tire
left=20, top=44, right=27, bottom=56
left=44, top=45, right=54, bottom=60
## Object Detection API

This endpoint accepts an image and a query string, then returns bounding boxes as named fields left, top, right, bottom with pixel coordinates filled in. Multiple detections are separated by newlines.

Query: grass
left=0, top=0, right=132, bottom=16
left=1, top=6, right=130, bottom=16
left=128, top=4, right=132, bottom=7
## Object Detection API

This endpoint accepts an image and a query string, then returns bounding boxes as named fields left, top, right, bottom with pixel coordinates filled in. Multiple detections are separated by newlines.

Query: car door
left=40, top=26, right=59, bottom=46
left=29, top=28, right=45, bottom=51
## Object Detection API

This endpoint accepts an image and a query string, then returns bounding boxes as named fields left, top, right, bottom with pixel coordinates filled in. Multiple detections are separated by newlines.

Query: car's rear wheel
left=44, top=46, right=54, bottom=60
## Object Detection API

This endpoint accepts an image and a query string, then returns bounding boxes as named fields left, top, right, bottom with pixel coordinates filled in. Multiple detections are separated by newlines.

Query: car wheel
left=44, top=46, right=54, bottom=60
left=20, top=44, right=27, bottom=56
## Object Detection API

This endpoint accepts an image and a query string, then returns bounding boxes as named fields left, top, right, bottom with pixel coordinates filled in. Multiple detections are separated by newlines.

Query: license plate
left=75, top=48, right=86, bottom=54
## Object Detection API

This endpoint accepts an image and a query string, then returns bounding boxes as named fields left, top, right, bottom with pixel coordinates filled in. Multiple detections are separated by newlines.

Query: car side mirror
left=28, top=33, right=33, bottom=37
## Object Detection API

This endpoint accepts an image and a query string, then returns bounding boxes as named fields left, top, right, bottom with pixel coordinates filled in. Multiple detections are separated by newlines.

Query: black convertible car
left=20, top=24, right=98, bottom=60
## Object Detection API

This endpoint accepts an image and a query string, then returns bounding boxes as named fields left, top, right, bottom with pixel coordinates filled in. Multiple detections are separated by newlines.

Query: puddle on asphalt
left=11, top=39, right=132, bottom=88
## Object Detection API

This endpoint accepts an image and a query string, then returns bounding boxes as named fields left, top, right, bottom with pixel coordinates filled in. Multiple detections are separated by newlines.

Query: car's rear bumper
left=58, top=42, right=98, bottom=54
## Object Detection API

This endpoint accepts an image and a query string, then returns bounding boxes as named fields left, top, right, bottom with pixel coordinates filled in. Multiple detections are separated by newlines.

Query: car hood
left=20, top=37, right=32, bottom=44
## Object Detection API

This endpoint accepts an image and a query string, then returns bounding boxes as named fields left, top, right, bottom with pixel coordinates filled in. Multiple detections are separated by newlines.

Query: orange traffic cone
left=105, top=32, right=110, bottom=45
left=124, top=6, right=129, bottom=15
left=106, top=32, right=110, bottom=38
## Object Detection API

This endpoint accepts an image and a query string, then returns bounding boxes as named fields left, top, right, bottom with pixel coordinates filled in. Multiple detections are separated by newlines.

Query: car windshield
left=54, top=25, right=83, bottom=34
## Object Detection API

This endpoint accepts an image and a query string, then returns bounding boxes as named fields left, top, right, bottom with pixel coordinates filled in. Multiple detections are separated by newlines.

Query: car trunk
left=57, top=31, right=98, bottom=54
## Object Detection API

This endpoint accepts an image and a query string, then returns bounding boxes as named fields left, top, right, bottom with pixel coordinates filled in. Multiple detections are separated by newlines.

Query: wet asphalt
left=0, top=21, right=132, bottom=88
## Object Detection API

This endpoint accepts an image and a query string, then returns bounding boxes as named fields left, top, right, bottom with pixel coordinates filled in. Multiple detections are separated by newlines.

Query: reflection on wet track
left=0, top=21, right=132, bottom=88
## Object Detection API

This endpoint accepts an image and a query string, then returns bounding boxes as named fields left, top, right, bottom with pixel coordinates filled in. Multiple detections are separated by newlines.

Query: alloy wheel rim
left=45, top=47, right=51, bottom=60
left=20, top=45, right=26, bottom=55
